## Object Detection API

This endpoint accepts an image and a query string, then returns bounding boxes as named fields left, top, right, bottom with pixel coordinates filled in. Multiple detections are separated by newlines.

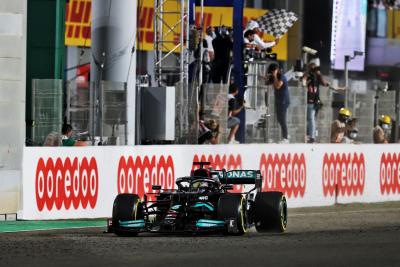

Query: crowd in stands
left=196, top=19, right=397, bottom=145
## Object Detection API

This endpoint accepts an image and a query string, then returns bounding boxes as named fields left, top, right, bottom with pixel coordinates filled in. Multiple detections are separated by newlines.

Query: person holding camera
left=268, top=63, right=290, bottom=143
left=303, top=59, right=331, bottom=143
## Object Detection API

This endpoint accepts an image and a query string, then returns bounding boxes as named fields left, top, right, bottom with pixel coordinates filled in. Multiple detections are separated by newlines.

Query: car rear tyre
left=255, top=192, right=287, bottom=233
left=217, top=194, right=247, bottom=235
left=112, top=193, right=143, bottom=236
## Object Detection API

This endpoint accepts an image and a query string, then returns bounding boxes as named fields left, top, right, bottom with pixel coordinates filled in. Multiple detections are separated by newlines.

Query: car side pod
left=254, top=191, right=287, bottom=233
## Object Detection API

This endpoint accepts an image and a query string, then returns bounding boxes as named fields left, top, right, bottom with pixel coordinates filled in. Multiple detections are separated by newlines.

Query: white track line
left=0, top=225, right=105, bottom=234
left=290, top=207, right=400, bottom=217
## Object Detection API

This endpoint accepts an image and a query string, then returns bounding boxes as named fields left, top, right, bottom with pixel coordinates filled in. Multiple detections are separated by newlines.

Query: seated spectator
left=43, top=131, right=61, bottom=146
left=342, top=118, right=359, bottom=144
left=373, top=114, right=392, bottom=144
left=228, top=84, right=244, bottom=144
left=61, top=124, right=87, bottom=146
left=331, top=108, right=351, bottom=143
left=198, top=119, right=220, bottom=144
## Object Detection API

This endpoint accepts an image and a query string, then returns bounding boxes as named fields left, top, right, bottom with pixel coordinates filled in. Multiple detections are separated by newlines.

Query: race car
left=108, top=162, right=287, bottom=236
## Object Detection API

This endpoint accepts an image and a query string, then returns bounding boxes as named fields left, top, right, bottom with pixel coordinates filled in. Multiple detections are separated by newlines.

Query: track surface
left=1, top=202, right=400, bottom=267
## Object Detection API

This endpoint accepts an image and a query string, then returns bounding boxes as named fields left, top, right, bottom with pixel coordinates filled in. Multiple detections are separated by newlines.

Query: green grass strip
left=0, top=219, right=106, bottom=233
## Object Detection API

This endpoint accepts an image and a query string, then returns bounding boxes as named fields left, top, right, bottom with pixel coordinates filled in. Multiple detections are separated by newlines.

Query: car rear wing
left=212, top=170, right=262, bottom=188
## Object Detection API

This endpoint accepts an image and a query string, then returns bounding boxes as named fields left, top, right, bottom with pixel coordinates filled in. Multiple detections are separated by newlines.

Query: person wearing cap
left=331, top=108, right=352, bottom=143
left=303, top=59, right=331, bottom=143
left=373, top=115, right=392, bottom=144
left=245, top=20, right=279, bottom=50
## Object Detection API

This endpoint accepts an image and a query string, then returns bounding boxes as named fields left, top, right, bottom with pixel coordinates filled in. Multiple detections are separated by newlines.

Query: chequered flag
left=256, top=9, right=298, bottom=38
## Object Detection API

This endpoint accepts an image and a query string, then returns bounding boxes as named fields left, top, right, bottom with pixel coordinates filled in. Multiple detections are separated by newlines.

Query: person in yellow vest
left=331, top=108, right=351, bottom=143
left=373, top=115, right=392, bottom=144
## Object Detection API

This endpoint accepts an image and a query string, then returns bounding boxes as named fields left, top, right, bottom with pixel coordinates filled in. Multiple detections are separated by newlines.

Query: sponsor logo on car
left=322, top=153, right=365, bottom=197
left=118, top=155, right=175, bottom=200
left=380, top=153, right=400, bottom=195
left=35, top=157, right=99, bottom=211
left=259, top=153, right=306, bottom=198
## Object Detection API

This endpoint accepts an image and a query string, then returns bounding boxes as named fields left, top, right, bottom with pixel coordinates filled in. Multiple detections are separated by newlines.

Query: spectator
left=243, top=29, right=256, bottom=49
left=373, top=114, right=392, bottom=143
left=212, top=26, right=233, bottom=83
left=228, top=84, right=244, bottom=144
left=202, top=27, right=215, bottom=83
left=342, top=118, right=360, bottom=144
left=43, top=131, right=61, bottom=146
left=205, top=26, right=215, bottom=61
left=267, top=63, right=290, bottom=143
left=331, top=108, right=351, bottom=143
left=303, top=59, right=331, bottom=143
left=198, top=119, right=220, bottom=144
left=61, top=124, right=86, bottom=146
left=245, top=20, right=279, bottom=51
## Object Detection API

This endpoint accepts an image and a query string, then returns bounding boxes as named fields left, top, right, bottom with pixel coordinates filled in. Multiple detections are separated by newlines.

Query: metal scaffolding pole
left=154, top=0, right=189, bottom=87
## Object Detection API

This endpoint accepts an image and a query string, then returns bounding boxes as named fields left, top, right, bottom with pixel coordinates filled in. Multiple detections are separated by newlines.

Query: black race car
left=107, top=162, right=287, bottom=236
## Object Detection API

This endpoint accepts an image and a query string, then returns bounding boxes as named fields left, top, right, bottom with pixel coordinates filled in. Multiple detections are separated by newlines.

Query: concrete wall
left=0, top=0, right=26, bottom=214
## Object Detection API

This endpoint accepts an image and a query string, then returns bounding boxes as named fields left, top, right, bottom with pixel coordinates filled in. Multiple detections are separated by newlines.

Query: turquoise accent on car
left=171, top=204, right=181, bottom=210
left=192, top=202, right=214, bottom=211
left=196, top=219, right=225, bottom=228
left=119, top=219, right=145, bottom=228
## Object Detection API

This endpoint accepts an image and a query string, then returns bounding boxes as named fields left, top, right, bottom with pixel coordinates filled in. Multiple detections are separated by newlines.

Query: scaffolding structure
left=154, top=0, right=190, bottom=87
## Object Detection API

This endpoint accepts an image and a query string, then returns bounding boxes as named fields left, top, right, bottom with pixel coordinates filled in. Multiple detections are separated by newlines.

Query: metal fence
left=66, top=80, right=128, bottom=146
left=31, top=79, right=63, bottom=146
left=315, top=87, right=334, bottom=143
left=202, top=83, right=229, bottom=144
left=66, top=81, right=94, bottom=140
left=348, top=90, right=375, bottom=143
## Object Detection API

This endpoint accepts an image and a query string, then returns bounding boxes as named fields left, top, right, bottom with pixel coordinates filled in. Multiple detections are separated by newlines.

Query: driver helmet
left=193, top=181, right=209, bottom=193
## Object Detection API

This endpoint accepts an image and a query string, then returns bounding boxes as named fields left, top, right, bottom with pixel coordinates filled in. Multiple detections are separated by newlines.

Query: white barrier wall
left=20, top=144, right=400, bottom=220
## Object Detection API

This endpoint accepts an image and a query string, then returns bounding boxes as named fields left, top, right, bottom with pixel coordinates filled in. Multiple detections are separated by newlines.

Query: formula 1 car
left=108, top=162, right=287, bottom=236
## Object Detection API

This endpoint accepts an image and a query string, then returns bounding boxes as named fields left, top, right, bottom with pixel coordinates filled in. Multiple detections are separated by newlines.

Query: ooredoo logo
left=259, top=153, right=306, bottom=198
left=192, top=154, right=242, bottom=171
left=35, top=157, right=99, bottom=211
left=380, top=153, right=400, bottom=195
left=118, top=155, right=175, bottom=200
left=192, top=154, right=243, bottom=192
left=322, top=153, right=365, bottom=197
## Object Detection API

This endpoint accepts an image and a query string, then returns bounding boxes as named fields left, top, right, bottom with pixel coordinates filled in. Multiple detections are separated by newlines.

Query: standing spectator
left=202, top=26, right=215, bottom=83
left=331, top=108, right=351, bottom=143
left=243, top=29, right=256, bottom=49
left=303, top=59, right=331, bottom=143
left=245, top=20, right=279, bottom=51
left=228, top=84, right=244, bottom=144
left=204, top=26, right=215, bottom=61
left=373, top=114, right=392, bottom=143
left=268, top=63, right=290, bottom=143
left=212, top=26, right=233, bottom=83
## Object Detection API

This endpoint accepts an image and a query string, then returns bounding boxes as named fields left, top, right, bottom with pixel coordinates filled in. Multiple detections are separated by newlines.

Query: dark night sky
left=303, top=0, right=333, bottom=71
